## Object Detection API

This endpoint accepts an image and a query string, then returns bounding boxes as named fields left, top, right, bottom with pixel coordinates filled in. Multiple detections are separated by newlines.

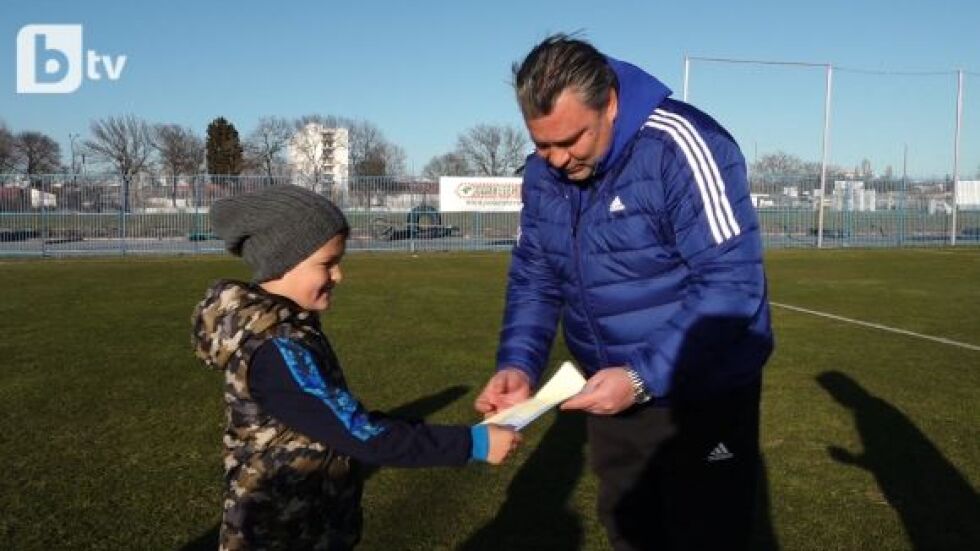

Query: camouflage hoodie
left=192, top=279, right=362, bottom=551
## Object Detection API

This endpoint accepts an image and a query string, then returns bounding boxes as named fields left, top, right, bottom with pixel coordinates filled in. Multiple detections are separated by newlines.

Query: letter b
left=16, top=24, right=83, bottom=94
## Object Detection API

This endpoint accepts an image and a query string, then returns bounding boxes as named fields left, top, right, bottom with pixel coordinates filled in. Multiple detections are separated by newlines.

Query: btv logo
left=16, top=24, right=127, bottom=94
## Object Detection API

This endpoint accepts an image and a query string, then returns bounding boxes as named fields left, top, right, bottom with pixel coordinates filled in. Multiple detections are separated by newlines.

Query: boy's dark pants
left=587, top=380, right=762, bottom=551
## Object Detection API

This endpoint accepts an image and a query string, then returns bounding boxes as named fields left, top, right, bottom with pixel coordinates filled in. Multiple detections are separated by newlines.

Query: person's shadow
left=817, top=371, right=980, bottom=550
left=178, top=385, right=470, bottom=551
left=457, top=411, right=587, bottom=551
left=751, top=454, right=781, bottom=551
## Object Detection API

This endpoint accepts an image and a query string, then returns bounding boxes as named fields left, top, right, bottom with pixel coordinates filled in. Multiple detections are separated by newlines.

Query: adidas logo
left=706, top=442, right=734, bottom=462
left=609, top=196, right=626, bottom=213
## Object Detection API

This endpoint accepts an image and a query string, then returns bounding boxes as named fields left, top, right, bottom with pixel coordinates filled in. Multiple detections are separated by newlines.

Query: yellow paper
left=481, top=361, right=586, bottom=430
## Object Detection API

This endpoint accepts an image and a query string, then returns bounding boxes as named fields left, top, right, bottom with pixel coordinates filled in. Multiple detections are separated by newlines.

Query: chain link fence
left=1, top=172, right=976, bottom=257
left=0, top=173, right=521, bottom=256
left=751, top=175, right=978, bottom=247
left=682, top=57, right=980, bottom=248
left=0, top=174, right=980, bottom=256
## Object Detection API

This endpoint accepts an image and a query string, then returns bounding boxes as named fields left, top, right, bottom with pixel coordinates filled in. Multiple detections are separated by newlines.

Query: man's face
left=525, top=87, right=618, bottom=181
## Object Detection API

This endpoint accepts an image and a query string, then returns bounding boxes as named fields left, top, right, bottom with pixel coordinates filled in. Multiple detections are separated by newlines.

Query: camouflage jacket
left=192, top=279, right=362, bottom=551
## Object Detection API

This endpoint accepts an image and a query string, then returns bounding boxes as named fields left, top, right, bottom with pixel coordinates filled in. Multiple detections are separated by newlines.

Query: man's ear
left=605, top=87, right=619, bottom=122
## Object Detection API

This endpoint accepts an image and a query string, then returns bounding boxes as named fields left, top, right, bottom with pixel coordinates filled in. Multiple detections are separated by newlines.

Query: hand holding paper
left=481, top=361, right=586, bottom=430
left=474, top=368, right=531, bottom=415
left=559, top=366, right=636, bottom=415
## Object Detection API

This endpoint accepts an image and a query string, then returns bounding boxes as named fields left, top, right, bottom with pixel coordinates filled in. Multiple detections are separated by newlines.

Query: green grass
left=0, top=249, right=978, bottom=550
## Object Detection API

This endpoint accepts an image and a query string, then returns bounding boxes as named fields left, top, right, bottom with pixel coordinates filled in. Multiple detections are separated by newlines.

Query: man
left=475, top=34, right=774, bottom=550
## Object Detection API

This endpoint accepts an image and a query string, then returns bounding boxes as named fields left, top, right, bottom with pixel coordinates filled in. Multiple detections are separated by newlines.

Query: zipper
left=570, top=181, right=609, bottom=369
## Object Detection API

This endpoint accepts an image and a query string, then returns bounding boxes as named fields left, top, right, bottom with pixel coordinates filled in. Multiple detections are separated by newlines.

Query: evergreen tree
left=206, top=117, right=244, bottom=178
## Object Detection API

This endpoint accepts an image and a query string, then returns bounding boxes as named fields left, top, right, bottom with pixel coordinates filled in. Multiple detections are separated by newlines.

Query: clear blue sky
left=2, top=0, right=979, bottom=178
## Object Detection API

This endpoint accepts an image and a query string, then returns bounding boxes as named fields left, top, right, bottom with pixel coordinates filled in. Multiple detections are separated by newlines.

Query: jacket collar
left=593, top=56, right=672, bottom=178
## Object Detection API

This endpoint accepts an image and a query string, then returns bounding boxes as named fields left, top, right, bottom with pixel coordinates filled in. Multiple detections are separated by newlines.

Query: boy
left=191, top=185, right=520, bottom=550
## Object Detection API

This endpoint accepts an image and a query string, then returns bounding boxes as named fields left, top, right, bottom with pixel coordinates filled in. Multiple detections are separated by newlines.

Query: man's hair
left=512, top=33, right=618, bottom=119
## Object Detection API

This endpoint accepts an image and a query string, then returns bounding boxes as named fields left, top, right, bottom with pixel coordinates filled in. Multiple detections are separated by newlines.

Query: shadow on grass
left=751, top=455, right=781, bottom=551
left=818, top=371, right=980, bottom=550
left=180, top=525, right=220, bottom=551
left=360, top=385, right=469, bottom=481
left=178, top=384, right=470, bottom=551
left=457, top=412, right=587, bottom=551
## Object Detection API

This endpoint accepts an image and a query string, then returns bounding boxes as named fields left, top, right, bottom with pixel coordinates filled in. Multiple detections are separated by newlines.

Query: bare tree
left=15, top=131, right=62, bottom=178
left=246, top=116, right=292, bottom=184
left=751, top=151, right=849, bottom=184
left=422, top=152, right=472, bottom=180
left=376, top=141, right=407, bottom=177
left=347, top=119, right=410, bottom=177
left=153, top=124, right=204, bottom=207
left=751, top=151, right=806, bottom=179
left=456, top=124, right=527, bottom=176
left=347, top=119, right=383, bottom=176
left=84, top=115, right=153, bottom=212
left=0, top=123, right=20, bottom=178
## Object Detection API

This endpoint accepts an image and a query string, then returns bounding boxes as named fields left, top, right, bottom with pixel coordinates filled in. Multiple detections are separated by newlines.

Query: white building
left=288, top=124, right=350, bottom=194
left=749, top=193, right=774, bottom=209
left=30, top=188, right=56, bottom=208
left=956, top=181, right=980, bottom=211
left=832, top=181, right=876, bottom=212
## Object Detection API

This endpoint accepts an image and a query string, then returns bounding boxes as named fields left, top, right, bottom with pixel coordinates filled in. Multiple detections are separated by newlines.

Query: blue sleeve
left=249, top=339, right=487, bottom=466
left=495, top=160, right=564, bottom=386
left=628, top=131, right=769, bottom=398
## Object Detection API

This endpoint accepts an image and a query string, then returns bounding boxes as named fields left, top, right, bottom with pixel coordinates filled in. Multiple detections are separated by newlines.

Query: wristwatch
left=625, top=368, right=652, bottom=404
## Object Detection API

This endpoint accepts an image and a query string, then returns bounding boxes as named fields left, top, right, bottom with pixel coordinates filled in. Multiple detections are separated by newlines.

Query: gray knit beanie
left=210, top=185, right=349, bottom=281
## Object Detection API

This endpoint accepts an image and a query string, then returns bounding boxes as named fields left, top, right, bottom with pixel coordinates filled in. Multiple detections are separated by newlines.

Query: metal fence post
left=192, top=174, right=201, bottom=254
left=40, top=175, right=48, bottom=258
left=683, top=55, right=690, bottom=102
left=409, top=183, right=416, bottom=254
left=816, top=64, right=834, bottom=249
left=951, top=69, right=963, bottom=246
left=900, top=144, right=908, bottom=247
left=120, top=175, right=128, bottom=256
left=475, top=210, right=483, bottom=250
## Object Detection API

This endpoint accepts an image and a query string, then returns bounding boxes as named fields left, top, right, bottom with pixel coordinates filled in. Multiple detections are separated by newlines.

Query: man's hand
left=560, top=367, right=636, bottom=415
left=484, top=424, right=523, bottom=464
left=475, top=368, right=532, bottom=417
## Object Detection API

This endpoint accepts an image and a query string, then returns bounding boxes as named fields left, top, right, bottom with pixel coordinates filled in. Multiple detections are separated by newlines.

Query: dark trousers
left=587, top=380, right=762, bottom=551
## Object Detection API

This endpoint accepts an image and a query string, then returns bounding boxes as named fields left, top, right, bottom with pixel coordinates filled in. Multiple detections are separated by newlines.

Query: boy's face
left=269, top=234, right=346, bottom=312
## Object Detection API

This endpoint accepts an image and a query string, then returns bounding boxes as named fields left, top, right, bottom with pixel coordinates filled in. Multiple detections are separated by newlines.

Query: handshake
left=475, top=361, right=637, bottom=465
left=474, top=367, right=535, bottom=464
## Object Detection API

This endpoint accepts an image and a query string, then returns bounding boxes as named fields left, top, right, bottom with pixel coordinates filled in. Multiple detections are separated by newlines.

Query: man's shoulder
left=641, top=98, right=738, bottom=145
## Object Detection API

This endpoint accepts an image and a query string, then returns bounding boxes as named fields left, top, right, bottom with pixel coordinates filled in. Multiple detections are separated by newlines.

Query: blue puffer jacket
left=496, top=57, right=773, bottom=401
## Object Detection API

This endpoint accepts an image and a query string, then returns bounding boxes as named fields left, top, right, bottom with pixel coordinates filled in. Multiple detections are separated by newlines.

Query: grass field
left=0, top=248, right=978, bottom=550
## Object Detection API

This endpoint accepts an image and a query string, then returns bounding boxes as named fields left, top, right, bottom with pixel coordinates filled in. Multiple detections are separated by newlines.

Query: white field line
left=770, top=302, right=980, bottom=353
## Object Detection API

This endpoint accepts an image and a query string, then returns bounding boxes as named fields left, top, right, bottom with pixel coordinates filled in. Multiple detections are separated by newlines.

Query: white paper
left=481, top=361, right=587, bottom=430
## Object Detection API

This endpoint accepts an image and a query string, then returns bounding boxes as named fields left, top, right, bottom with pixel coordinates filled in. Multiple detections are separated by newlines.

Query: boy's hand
left=484, top=424, right=522, bottom=464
